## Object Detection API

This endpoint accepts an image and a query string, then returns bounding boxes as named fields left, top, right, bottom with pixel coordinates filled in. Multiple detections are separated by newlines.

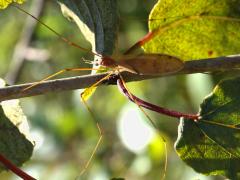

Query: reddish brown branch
left=0, top=154, right=35, bottom=180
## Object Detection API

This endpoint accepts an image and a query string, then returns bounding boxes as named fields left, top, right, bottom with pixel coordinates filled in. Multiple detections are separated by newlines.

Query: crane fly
left=7, top=2, right=184, bottom=179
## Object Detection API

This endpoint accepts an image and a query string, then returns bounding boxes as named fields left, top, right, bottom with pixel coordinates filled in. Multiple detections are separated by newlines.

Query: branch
left=0, top=55, right=240, bottom=101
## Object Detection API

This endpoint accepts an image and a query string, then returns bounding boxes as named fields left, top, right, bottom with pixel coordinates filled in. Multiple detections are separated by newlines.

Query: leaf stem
left=0, top=154, right=35, bottom=180
left=117, top=77, right=199, bottom=120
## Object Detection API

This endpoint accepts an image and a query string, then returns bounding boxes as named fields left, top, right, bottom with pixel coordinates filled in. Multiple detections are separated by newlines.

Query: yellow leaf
left=81, top=86, right=97, bottom=101
left=0, top=0, right=25, bottom=9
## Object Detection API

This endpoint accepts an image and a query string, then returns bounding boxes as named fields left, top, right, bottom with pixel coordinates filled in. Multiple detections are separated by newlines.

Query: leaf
left=57, top=0, right=119, bottom=56
left=0, top=0, right=25, bottom=9
left=143, top=0, right=240, bottom=60
left=81, top=86, right=97, bottom=101
left=175, top=76, right=240, bottom=179
left=0, top=80, right=33, bottom=171
left=57, top=0, right=119, bottom=99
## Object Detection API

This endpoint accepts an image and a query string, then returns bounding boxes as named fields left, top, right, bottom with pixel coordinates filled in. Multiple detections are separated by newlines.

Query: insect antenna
left=9, top=3, right=109, bottom=93
left=11, top=3, right=102, bottom=58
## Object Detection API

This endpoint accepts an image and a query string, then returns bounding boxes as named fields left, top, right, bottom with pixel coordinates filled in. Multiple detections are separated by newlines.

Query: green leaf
left=57, top=0, right=119, bottom=56
left=143, top=0, right=240, bottom=60
left=0, top=80, right=33, bottom=171
left=0, top=0, right=25, bottom=9
left=175, top=77, right=240, bottom=179
left=57, top=0, right=119, bottom=99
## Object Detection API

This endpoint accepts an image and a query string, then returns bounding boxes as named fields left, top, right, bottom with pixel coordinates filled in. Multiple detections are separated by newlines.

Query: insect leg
left=22, top=67, right=101, bottom=92
left=76, top=72, right=114, bottom=176
left=77, top=94, right=103, bottom=177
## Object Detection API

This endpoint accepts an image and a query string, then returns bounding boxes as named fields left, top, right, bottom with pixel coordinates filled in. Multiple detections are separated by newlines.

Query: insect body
left=97, top=54, right=183, bottom=75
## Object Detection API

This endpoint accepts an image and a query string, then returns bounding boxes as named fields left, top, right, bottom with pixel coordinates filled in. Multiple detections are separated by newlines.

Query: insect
left=3, top=2, right=185, bottom=179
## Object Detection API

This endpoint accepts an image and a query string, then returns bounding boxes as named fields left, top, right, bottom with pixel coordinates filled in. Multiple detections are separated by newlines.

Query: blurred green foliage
left=0, top=0, right=224, bottom=179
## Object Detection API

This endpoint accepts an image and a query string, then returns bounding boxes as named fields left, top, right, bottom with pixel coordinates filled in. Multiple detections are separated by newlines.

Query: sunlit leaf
left=143, top=0, right=240, bottom=60
left=0, top=80, right=33, bottom=171
left=175, top=76, right=240, bottom=179
left=0, top=0, right=25, bottom=9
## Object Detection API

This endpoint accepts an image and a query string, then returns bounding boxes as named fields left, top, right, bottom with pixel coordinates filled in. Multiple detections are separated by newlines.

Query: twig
left=0, top=55, right=240, bottom=101
left=0, top=154, right=36, bottom=180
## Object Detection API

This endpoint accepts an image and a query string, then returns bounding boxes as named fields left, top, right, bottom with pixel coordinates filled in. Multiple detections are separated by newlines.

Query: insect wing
left=119, top=54, right=184, bottom=75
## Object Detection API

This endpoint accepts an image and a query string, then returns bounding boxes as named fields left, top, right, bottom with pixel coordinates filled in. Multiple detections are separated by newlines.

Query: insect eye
left=95, top=59, right=101, bottom=65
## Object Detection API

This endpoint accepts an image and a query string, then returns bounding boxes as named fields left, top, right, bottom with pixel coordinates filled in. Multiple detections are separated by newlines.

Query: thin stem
left=117, top=77, right=199, bottom=120
left=0, top=154, right=35, bottom=180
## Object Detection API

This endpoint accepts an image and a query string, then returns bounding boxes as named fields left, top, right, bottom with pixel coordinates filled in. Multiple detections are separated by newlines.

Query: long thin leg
left=76, top=72, right=114, bottom=177
left=23, top=66, right=106, bottom=177
left=81, top=72, right=114, bottom=101
left=23, top=67, right=112, bottom=176
left=23, top=67, right=101, bottom=91
left=117, top=75, right=168, bottom=180
left=78, top=94, right=103, bottom=177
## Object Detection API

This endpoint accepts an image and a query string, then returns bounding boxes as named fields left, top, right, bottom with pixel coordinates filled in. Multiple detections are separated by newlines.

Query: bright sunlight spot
left=117, top=104, right=155, bottom=153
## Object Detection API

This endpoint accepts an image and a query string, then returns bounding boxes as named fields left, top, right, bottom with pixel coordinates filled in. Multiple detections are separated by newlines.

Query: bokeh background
left=0, top=0, right=224, bottom=179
